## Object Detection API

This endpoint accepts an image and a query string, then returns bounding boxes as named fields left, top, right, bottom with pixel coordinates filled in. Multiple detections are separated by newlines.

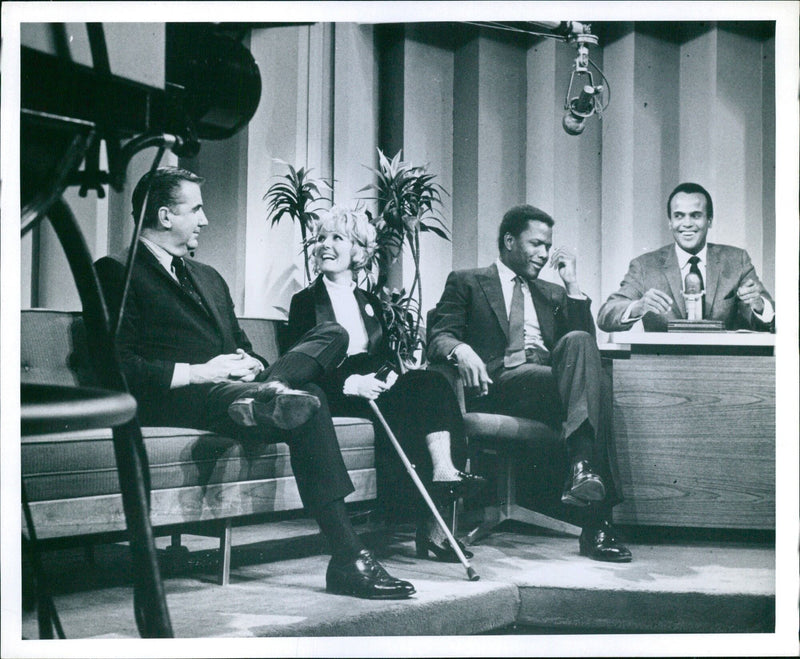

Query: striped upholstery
left=22, top=419, right=375, bottom=503
left=20, top=309, right=376, bottom=539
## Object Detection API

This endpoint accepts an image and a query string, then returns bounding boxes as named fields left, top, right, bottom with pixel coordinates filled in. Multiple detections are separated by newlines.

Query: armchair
left=428, top=362, right=580, bottom=544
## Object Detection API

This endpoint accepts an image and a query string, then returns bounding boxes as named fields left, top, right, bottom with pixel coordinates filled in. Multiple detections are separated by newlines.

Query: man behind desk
left=428, top=205, right=631, bottom=562
left=597, top=182, right=774, bottom=332
left=95, top=167, right=415, bottom=600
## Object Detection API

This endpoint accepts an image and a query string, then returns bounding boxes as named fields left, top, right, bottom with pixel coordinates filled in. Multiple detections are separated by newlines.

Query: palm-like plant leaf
left=264, top=162, right=331, bottom=281
left=360, top=149, right=450, bottom=366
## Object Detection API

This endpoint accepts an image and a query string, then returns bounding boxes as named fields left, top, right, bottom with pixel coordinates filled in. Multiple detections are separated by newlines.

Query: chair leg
left=507, top=506, right=581, bottom=536
left=464, top=505, right=506, bottom=545
left=465, top=451, right=511, bottom=545
left=449, top=499, right=459, bottom=535
left=218, top=520, right=232, bottom=586
left=466, top=449, right=582, bottom=543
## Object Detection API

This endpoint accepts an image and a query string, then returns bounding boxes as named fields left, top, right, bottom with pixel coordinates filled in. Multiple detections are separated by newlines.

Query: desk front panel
left=611, top=354, right=775, bottom=529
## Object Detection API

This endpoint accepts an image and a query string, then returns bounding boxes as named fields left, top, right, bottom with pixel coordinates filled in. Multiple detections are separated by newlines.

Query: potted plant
left=360, top=149, right=450, bottom=368
left=263, top=160, right=331, bottom=282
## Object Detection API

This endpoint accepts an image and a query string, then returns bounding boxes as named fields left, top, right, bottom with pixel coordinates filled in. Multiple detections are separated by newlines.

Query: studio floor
left=16, top=511, right=777, bottom=655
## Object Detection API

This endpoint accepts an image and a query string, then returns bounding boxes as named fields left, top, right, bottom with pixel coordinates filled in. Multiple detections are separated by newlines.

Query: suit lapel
left=477, top=264, right=509, bottom=340
left=311, top=277, right=337, bottom=324
left=704, top=244, right=721, bottom=311
left=661, top=246, right=686, bottom=317
left=529, top=280, right=556, bottom=347
left=184, top=258, right=224, bottom=328
left=354, top=288, right=383, bottom=354
left=137, top=245, right=218, bottom=323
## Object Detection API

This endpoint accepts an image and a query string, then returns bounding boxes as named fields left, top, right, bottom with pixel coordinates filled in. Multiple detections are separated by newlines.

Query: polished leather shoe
left=430, top=471, right=487, bottom=501
left=579, top=521, right=632, bottom=562
left=326, top=549, right=416, bottom=599
left=561, top=460, right=605, bottom=507
left=415, top=528, right=474, bottom=563
left=228, top=381, right=320, bottom=430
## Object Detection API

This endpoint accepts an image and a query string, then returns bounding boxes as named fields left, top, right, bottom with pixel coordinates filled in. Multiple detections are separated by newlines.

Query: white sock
left=427, top=518, right=448, bottom=545
left=426, top=431, right=460, bottom=482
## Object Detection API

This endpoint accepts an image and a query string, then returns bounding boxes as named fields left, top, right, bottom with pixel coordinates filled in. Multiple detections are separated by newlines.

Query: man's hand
left=343, top=373, right=393, bottom=400
left=549, top=247, right=581, bottom=296
left=190, top=349, right=264, bottom=384
left=630, top=288, right=674, bottom=317
left=453, top=343, right=493, bottom=396
left=736, top=279, right=765, bottom=313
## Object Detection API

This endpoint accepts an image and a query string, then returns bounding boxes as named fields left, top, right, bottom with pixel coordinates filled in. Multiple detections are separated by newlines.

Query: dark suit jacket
left=596, top=243, right=775, bottom=332
left=427, top=263, right=596, bottom=377
left=95, top=245, right=265, bottom=427
left=287, top=276, right=391, bottom=394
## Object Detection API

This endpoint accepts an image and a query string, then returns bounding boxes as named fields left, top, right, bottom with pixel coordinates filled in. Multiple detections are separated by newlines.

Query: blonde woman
left=286, top=207, right=484, bottom=562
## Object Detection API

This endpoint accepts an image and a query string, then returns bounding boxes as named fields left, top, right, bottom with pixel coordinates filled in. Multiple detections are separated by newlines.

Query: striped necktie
left=171, top=256, right=206, bottom=309
left=504, top=276, right=527, bottom=368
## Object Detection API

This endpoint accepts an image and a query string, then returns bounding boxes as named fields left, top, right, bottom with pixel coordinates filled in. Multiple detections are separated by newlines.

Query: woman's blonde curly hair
left=312, top=206, right=377, bottom=273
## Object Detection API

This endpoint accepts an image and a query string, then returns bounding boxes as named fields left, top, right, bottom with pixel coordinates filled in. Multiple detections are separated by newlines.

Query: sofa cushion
left=21, top=309, right=95, bottom=387
left=23, top=417, right=375, bottom=502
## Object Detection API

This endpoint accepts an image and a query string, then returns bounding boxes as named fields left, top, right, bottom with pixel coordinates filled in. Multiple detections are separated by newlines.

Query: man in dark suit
left=597, top=182, right=774, bottom=332
left=428, top=204, right=631, bottom=562
left=95, top=167, right=415, bottom=599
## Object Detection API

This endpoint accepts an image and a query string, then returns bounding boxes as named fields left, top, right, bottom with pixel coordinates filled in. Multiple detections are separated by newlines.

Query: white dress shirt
left=495, top=259, right=548, bottom=352
left=322, top=275, right=369, bottom=355
left=140, top=236, right=180, bottom=282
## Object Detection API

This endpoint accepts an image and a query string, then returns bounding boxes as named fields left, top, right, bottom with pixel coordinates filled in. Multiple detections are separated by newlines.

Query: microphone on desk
left=684, top=272, right=704, bottom=320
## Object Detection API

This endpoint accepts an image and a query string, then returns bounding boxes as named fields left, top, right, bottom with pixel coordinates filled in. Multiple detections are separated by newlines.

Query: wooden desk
left=601, top=332, right=775, bottom=530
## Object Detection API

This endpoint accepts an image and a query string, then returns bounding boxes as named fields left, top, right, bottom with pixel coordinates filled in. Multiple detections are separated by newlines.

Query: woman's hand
left=343, top=373, right=393, bottom=399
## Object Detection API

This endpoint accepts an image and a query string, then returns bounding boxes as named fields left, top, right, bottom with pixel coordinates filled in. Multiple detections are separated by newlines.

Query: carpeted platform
left=19, top=516, right=775, bottom=644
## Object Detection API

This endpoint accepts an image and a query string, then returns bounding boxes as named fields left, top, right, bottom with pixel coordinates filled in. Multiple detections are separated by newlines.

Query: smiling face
left=501, top=219, right=552, bottom=280
left=161, top=180, right=208, bottom=255
left=668, top=192, right=711, bottom=254
left=314, top=224, right=355, bottom=277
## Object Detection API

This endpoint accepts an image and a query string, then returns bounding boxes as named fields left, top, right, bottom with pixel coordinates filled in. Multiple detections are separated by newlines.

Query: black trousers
left=327, top=368, right=467, bottom=522
left=200, top=322, right=354, bottom=515
left=469, top=331, right=622, bottom=522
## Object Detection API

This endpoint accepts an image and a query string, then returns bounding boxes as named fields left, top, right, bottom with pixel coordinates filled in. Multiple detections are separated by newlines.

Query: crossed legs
left=203, top=322, right=417, bottom=596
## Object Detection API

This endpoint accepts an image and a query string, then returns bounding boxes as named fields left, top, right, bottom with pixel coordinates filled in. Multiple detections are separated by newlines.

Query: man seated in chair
left=427, top=204, right=631, bottom=562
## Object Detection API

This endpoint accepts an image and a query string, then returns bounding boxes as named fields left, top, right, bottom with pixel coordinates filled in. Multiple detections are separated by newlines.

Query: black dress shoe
left=579, top=521, right=632, bottom=562
left=561, top=460, right=605, bottom=507
left=326, top=549, right=416, bottom=599
left=415, top=527, right=473, bottom=562
left=430, top=471, right=487, bottom=500
left=228, top=381, right=320, bottom=430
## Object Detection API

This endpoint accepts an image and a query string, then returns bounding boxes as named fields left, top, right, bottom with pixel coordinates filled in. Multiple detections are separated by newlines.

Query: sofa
left=21, top=309, right=377, bottom=584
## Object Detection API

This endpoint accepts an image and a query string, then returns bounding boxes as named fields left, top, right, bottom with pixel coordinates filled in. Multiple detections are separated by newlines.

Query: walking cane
left=367, top=400, right=480, bottom=581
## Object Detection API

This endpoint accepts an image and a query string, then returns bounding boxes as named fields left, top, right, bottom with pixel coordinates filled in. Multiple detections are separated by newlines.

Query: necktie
left=504, top=276, right=527, bottom=368
left=687, top=256, right=704, bottom=290
left=172, top=256, right=206, bottom=309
